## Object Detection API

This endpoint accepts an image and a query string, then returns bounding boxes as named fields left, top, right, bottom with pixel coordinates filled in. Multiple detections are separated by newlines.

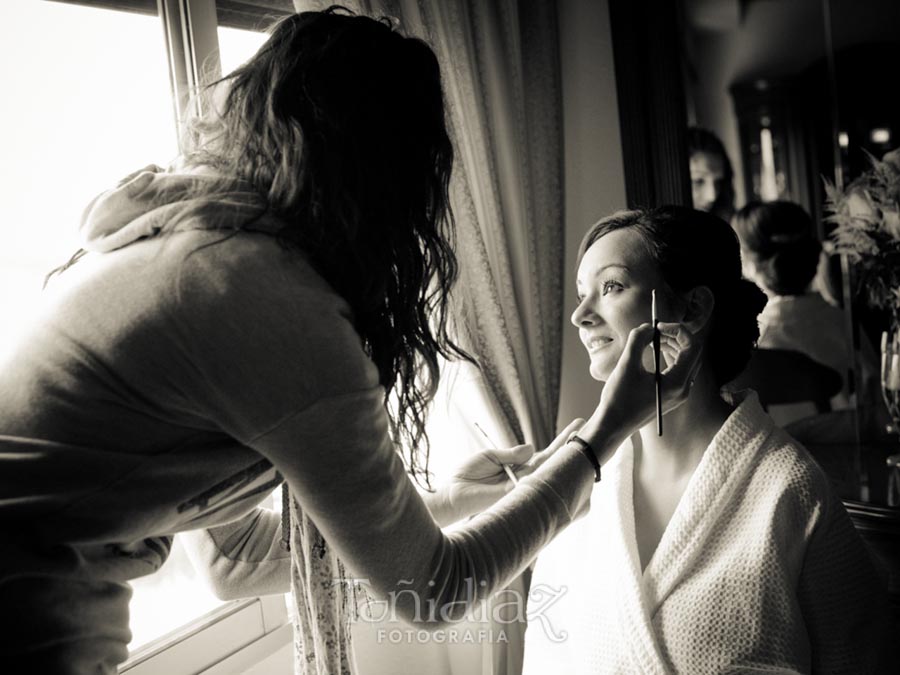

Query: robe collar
left=588, top=390, right=774, bottom=674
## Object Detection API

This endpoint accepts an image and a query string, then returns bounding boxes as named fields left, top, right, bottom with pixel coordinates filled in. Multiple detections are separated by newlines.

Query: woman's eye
left=601, top=280, right=623, bottom=295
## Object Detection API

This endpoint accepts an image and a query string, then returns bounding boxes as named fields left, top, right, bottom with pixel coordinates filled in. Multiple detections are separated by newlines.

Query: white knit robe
left=523, top=392, right=889, bottom=674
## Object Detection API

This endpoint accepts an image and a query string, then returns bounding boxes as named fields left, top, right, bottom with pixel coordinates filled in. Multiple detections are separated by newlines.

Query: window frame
left=159, top=0, right=222, bottom=128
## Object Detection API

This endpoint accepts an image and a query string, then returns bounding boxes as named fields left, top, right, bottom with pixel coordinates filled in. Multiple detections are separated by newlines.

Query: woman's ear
left=681, top=286, right=715, bottom=333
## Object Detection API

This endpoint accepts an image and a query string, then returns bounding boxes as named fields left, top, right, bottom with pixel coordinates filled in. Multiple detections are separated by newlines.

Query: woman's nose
left=571, top=299, right=597, bottom=328
left=700, top=180, right=718, bottom=205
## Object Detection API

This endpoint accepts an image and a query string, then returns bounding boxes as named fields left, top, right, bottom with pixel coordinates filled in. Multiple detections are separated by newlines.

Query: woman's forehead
left=581, top=227, right=653, bottom=269
left=690, top=151, right=726, bottom=178
left=579, top=228, right=655, bottom=278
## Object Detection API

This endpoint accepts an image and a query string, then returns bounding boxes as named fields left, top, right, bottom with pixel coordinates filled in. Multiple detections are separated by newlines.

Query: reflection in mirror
left=827, top=0, right=900, bottom=435
left=678, top=0, right=900, bottom=627
left=679, top=0, right=899, bottom=431
left=681, top=0, right=827, bottom=218
left=680, top=0, right=856, bottom=427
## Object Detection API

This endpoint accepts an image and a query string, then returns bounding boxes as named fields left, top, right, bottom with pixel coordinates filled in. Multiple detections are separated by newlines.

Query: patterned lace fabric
left=288, top=495, right=360, bottom=675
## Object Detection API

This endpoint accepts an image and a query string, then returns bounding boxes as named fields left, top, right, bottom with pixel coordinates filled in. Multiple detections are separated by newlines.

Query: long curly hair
left=687, top=127, right=736, bottom=222
left=184, top=7, right=472, bottom=485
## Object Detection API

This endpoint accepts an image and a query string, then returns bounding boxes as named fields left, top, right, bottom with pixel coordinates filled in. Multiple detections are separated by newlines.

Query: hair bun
left=735, top=278, right=768, bottom=314
left=706, top=277, right=768, bottom=386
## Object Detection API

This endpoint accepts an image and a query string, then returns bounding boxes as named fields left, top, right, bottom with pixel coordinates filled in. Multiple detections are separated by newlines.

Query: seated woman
left=732, top=200, right=879, bottom=426
left=523, top=206, right=888, bottom=674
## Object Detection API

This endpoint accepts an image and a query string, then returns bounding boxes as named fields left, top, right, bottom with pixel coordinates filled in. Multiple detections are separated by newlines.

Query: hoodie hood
left=79, top=165, right=275, bottom=253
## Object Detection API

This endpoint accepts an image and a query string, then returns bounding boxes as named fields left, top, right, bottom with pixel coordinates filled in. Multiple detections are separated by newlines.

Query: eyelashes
left=575, top=278, right=625, bottom=306
left=601, top=279, right=624, bottom=295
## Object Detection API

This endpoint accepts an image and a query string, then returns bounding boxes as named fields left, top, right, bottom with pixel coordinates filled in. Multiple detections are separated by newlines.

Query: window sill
left=121, top=595, right=290, bottom=675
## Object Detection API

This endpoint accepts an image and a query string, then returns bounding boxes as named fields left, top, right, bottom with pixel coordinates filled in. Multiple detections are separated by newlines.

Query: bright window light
left=0, top=0, right=232, bottom=652
left=218, top=25, right=270, bottom=76
left=759, top=127, right=779, bottom=201
left=0, top=0, right=179, bottom=361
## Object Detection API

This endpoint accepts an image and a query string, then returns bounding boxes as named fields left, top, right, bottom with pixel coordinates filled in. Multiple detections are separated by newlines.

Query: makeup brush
left=652, top=289, right=662, bottom=436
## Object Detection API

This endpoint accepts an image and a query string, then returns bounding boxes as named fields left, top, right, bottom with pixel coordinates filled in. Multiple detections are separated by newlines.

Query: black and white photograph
left=0, top=1, right=898, bottom=673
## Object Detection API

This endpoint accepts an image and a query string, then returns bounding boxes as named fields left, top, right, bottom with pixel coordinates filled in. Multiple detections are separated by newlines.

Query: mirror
left=681, top=0, right=829, bottom=222
left=678, top=0, right=900, bottom=508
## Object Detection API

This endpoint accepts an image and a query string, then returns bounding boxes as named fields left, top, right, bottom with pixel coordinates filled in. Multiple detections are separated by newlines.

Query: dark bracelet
left=566, top=433, right=601, bottom=482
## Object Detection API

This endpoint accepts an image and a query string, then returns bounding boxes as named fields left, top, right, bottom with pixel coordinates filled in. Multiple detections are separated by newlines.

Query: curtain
left=292, top=2, right=565, bottom=673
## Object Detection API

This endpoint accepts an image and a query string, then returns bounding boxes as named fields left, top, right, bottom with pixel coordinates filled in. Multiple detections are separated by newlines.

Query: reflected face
left=690, top=151, right=727, bottom=213
left=571, top=229, right=672, bottom=381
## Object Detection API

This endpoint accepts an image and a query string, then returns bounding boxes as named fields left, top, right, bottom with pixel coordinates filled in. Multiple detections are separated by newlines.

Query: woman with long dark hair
left=0, top=9, right=700, bottom=674
left=687, top=127, right=736, bottom=223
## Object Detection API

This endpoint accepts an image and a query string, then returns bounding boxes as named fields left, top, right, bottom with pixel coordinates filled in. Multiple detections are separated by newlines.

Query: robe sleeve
left=160, top=236, right=595, bottom=627
left=246, top=388, right=589, bottom=626
left=796, top=494, right=891, bottom=674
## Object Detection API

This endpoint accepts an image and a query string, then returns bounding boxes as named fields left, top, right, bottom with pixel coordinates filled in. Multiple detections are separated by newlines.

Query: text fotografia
left=338, top=577, right=570, bottom=643
left=377, top=627, right=510, bottom=645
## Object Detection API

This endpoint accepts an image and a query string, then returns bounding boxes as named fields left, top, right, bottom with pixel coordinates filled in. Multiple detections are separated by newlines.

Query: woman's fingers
left=487, top=443, right=534, bottom=467
left=657, top=324, right=704, bottom=409
left=657, top=321, right=691, bottom=348
left=621, top=323, right=656, bottom=369
left=116, top=164, right=163, bottom=187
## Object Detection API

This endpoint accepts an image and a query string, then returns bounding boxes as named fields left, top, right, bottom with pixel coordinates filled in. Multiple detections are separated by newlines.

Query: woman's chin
left=587, top=346, right=621, bottom=381
left=588, top=362, right=611, bottom=382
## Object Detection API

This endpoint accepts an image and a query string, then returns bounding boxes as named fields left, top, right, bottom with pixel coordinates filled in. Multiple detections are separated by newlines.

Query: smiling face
left=571, top=228, right=676, bottom=381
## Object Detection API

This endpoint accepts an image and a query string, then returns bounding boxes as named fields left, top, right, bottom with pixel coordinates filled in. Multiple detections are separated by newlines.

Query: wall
left=556, top=0, right=628, bottom=429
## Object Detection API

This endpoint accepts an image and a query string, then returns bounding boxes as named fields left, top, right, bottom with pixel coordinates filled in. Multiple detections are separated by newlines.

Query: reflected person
left=733, top=200, right=880, bottom=427
left=688, top=127, right=736, bottom=222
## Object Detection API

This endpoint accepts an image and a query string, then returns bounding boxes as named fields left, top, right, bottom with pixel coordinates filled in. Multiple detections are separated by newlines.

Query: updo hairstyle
left=577, top=206, right=767, bottom=386
left=732, top=201, right=821, bottom=296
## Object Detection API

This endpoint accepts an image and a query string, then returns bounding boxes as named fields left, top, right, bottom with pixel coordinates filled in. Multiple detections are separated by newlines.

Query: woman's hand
left=580, top=321, right=704, bottom=456
left=427, top=418, right=585, bottom=526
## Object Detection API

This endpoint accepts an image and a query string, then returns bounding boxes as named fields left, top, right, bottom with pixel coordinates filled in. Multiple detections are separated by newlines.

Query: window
left=2, top=1, right=293, bottom=671
left=218, top=25, right=270, bottom=76
left=0, top=0, right=177, bottom=361
left=216, top=0, right=292, bottom=77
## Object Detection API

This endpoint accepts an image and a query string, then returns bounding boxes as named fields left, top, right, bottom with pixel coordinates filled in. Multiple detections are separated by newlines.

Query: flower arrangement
left=825, top=148, right=900, bottom=323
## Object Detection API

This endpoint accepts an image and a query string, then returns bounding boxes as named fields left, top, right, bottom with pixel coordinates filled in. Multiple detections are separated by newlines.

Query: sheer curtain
left=292, top=2, right=565, bottom=673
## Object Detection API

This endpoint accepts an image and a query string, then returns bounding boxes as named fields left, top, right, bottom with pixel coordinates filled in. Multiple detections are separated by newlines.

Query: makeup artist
left=0, top=9, right=702, bottom=675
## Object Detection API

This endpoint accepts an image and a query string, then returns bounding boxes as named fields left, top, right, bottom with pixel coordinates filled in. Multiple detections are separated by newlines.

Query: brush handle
left=653, top=319, right=663, bottom=436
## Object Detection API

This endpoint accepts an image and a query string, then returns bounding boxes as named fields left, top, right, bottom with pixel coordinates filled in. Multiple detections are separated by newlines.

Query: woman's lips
left=584, top=336, right=613, bottom=353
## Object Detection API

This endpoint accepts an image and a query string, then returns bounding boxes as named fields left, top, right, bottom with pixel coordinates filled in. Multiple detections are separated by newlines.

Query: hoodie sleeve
left=180, top=508, right=291, bottom=600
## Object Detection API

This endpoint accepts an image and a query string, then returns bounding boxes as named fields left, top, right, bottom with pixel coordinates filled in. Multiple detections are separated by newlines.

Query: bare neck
left=634, top=369, right=733, bottom=482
